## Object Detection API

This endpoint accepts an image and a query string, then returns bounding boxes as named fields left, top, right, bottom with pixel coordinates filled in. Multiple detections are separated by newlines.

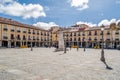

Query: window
left=23, top=35, right=26, bottom=40
left=28, top=29, right=31, bottom=34
left=74, top=33, right=76, bottom=36
left=11, top=26, right=14, bottom=32
left=23, top=28, right=26, bottom=33
left=78, top=32, right=80, bottom=36
left=3, top=33, right=8, bottom=39
left=3, top=25, right=8, bottom=31
left=17, top=35, right=20, bottom=40
left=115, top=31, right=119, bottom=35
left=78, top=38, right=81, bottom=41
left=94, top=31, right=97, bottom=35
left=89, top=31, right=91, bottom=35
left=107, top=31, right=110, bottom=35
left=11, top=34, right=14, bottom=39
left=17, top=27, right=20, bottom=32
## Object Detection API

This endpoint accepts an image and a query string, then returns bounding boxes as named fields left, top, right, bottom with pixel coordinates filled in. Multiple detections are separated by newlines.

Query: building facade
left=0, top=17, right=120, bottom=49
left=0, top=17, right=52, bottom=48
left=62, top=25, right=120, bottom=49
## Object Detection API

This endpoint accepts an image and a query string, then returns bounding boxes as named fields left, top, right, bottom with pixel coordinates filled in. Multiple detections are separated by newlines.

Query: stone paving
left=0, top=48, right=120, bottom=80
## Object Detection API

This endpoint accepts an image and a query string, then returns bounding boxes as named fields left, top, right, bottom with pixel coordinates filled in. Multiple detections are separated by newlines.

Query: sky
left=0, top=0, right=120, bottom=30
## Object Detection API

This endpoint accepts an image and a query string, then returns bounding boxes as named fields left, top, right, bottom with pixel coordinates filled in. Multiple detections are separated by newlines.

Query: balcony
left=17, top=38, right=21, bottom=40
left=28, top=38, right=31, bottom=40
left=33, top=32, right=35, bottom=34
left=17, top=30, right=21, bottom=33
left=94, top=34, right=97, bottom=35
left=3, top=28, right=8, bottom=31
left=82, top=34, right=85, bottom=36
left=94, top=39, right=97, bottom=41
left=11, top=37, right=14, bottom=40
left=28, top=32, right=31, bottom=34
left=115, top=32, right=119, bottom=35
left=37, top=33, right=39, bottom=35
left=3, top=36, right=8, bottom=39
left=11, top=29, right=14, bottom=32
left=106, top=39, right=110, bottom=41
left=78, top=34, right=80, bottom=36
left=23, top=31, right=26, bottom=33
left=88, top=38, right=91, bottom=41
left=107, top=33, right=110, bottom=35
left=100, top=33, right=103, bottom=35
left=33, top=38, right=36, bottom=40
left=88, top=34, right=91, bottom=36
left=23, top=38, right=26, bottom=40
left=115, top=39, right=119, bottom=41
left=74, top=35, right=76, bottom=36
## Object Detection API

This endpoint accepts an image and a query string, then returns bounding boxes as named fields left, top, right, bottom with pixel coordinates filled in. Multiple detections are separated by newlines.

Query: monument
left=54, top=30, right=65, bottom=51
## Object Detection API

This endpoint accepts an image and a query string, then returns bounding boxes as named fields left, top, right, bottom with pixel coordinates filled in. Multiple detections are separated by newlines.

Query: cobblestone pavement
left=0, top=48, right=120, bottom=80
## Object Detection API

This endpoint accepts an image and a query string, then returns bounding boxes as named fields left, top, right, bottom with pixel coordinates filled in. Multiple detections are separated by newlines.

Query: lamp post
left=31, top=37, right=33, bottom=51
left=64, top=35, right=67, bottom=53
left=83, top=31, right=86, bottom=52
left=77, top=41, right=79, bottom=51
left=100, top=24, right=112, bottom=70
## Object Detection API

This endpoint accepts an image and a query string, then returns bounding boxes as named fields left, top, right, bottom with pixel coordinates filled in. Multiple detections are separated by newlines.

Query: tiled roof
left=0, top=17, right=47, bottom=31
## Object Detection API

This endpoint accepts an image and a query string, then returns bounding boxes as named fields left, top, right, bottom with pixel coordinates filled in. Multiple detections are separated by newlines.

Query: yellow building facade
left=62, top=25, right=120, bottom=49
left=0, top=17, right=52, bottom=48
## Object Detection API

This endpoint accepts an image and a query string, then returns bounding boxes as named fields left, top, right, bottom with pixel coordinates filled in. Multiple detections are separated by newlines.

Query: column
left=92, top=42, right=94, bottom=48
left=20, top=42, right=22, bottom=47
left=86, top=42, right=88, bottom=48
left=98, top=42, right=100, bottom=48
left=8, top=41, right=11, bottom=48
left=81, top=42, right=82, bottom=47
left=35, top=41, right=37, bottom=47
left=14, top=41, right=16, bottom=47
left=0, top=41, right=2, bottom=47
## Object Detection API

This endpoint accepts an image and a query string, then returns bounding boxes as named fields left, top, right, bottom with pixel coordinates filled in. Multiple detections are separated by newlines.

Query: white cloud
left=0, top=0, right=46, bottom=19
left=68, top=0, right=89, bottom=10
left=33, top=22, right=58, bottom=30
left=98, top=19, right=116, bottom=26
left=76, top=21, right=97, bottom=27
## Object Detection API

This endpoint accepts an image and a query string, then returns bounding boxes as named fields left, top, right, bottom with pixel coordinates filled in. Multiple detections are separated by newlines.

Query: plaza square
left=0, top=48, right=120, bottom=80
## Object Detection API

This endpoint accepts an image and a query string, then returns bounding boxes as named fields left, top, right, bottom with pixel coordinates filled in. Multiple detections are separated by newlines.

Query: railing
left=3, top=36, right=8, bottom=39
left=11, top=29, right=14, bottom=32
left=28, top=32, right=31, bottom=34
left=3, top=28, right=8, bottom=31
left=23, top=31, right=26, bottom=33
left=17, top=30, right=21, bottom=33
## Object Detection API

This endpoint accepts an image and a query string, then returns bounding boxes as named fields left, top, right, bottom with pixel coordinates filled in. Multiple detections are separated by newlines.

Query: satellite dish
left=110, top=23, right=116, bottom=30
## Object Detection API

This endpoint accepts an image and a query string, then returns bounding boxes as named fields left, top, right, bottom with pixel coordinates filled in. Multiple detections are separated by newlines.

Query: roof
left=0, top=17, right=49, bottom=31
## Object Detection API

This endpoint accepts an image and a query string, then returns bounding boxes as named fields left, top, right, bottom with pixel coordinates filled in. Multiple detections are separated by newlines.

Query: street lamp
left=31, top=37, right=33, bottom=51
left=64, top=35, right=67, bottom=53
left=100, top=24, right=112, bottom=70
left=83, top=31, right=86, bottom=52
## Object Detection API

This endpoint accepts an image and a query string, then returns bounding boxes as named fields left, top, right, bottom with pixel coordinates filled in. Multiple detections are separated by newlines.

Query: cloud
left=76, top=21, right=97, bottom=27
left=98, top=19, right=117, bottom=26
left=0, top=0, right=46, bottom=19
left=33, top=22, right=58, bottom=30
left=68, top=0, right=89, bottom=10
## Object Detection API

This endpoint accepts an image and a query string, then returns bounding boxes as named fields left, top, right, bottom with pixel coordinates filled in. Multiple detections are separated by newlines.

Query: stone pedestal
left=54, top=31, right=65, bottom=52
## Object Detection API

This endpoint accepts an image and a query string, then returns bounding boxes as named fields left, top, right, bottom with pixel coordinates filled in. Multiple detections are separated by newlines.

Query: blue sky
left=0, top=0, right=120, bottom=29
